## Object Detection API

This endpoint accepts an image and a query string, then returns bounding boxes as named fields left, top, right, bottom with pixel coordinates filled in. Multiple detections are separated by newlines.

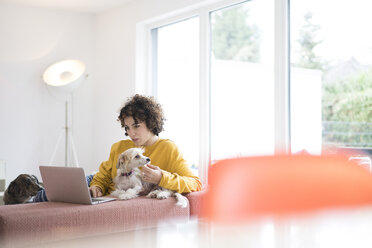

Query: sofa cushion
left=0, top=196, right=189, bottom=247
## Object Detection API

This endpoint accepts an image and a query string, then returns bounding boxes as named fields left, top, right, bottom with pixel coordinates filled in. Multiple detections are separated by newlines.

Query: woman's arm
left=159, top=165, right=202, bottom=193
left=157, top=141, right=202, bottom=193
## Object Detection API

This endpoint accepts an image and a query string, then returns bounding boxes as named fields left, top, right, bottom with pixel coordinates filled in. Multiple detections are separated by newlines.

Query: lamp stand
left=49, top=100, right=79, bottom=167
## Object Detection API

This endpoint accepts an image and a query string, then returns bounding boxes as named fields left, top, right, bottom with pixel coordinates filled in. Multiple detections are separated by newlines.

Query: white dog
left=110, top=148, right=149, bottom=200
left=111, top=148, right=188, bottom=208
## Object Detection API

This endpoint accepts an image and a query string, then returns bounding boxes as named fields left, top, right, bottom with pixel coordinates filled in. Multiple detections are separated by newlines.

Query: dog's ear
left=117, top=154, right=130, bottom=169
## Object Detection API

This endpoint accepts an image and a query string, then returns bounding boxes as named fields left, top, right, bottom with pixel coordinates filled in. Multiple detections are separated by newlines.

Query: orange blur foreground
left=201, top=154, right=372, bottom=224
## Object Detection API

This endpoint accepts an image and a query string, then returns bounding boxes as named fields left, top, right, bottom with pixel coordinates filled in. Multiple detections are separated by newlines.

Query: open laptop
left=39, top=166, right=116, bottom=205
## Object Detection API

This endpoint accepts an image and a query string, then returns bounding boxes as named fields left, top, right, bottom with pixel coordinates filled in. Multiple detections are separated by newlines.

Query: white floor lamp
left=42, top=59, right=87, bottom=167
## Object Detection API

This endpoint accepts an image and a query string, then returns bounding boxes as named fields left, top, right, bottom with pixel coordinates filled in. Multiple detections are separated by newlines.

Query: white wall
left=0, top=4, right=95, bottom=184
left=0, top=0, right=206, bottom=186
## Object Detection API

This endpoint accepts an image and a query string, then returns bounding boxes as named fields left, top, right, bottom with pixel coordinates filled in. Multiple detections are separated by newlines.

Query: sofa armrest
left=185, top=190, right=206, bottom=218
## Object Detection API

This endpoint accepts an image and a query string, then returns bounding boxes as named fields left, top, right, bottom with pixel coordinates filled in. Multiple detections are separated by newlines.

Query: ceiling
left=1, top=0, right=135, bottom=13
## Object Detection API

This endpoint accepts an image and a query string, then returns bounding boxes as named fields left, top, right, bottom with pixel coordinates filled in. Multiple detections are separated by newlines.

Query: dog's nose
left=146, top=158, right=151, bottom=163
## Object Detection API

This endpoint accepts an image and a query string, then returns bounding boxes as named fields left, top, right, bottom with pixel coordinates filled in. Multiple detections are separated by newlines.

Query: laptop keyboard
left=92, top=197, right=105, bottom=203
left=91, top=197, right=115, bottom=204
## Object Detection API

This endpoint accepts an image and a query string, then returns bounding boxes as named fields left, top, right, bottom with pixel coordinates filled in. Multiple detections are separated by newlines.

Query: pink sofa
left=0, top=193, right=204, bottom=248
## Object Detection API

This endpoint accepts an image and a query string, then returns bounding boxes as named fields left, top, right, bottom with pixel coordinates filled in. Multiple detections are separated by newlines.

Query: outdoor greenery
left=212, top=6, right=372, bottom=147
left=293, top=11, right=372, bottom=147
left=322, top=69, right=372, bottom=147
left=211, top=5, right=260, bottom=62
left=292, top=11, right=326, bottom=70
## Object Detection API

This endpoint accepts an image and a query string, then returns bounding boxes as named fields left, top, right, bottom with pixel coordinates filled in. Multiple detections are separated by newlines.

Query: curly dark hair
left=118, top=94, right=165, bottom=136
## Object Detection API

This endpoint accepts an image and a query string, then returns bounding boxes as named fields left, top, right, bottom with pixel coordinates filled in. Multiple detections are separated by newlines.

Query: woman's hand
left=141, top=164, right=163, bottom=185
left=89, top=185, right=103, bottom=197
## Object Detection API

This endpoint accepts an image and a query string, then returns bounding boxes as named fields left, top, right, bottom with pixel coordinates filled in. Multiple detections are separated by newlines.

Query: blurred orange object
left=201, top=155, right=372, bottom=224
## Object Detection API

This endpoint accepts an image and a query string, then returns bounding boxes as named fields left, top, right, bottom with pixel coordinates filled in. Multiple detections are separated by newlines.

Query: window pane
left=154, top=17, right=199, bottom=173
left=290, top=0, right=372, bottom=154
left=210, top=0, right=275, bottom=162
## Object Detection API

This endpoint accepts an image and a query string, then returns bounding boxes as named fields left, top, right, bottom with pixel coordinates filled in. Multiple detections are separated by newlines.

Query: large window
left=145, top=0, right=280, bottom=182
left=151, top=18, right=200, bottom=174
left=210, top=1, right=275, bottom=162
left=290, top=0, right=372, bottom=154
left=140, top=0, right=372, bottom=182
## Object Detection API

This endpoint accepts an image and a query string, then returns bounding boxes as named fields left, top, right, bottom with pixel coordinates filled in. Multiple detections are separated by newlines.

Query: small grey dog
left=4, top=174, right=43, bottom=205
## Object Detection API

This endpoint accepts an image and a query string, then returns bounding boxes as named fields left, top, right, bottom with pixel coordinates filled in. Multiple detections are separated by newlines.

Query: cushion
left=202, top=155, right=372, bottom=224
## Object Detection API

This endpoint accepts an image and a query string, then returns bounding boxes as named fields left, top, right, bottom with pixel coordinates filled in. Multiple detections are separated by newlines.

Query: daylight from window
left=290, top=0, right=372, bottom=154
left=155, top=18, right=200, bottom=174
left=152, top=0, right=372, bottom=172
left=210, top=0, right=275, bottom=162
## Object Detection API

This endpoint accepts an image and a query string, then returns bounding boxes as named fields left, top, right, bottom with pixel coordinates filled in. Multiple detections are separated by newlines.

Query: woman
left=89, top=94, right=202, bottom=197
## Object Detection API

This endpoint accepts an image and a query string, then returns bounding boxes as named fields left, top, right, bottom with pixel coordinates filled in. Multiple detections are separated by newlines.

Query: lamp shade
left=42, top=59, right=86, bottom=92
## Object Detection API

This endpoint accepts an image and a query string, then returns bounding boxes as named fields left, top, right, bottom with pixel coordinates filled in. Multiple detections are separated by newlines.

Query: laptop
left=39, top=166, right=116, bottom=205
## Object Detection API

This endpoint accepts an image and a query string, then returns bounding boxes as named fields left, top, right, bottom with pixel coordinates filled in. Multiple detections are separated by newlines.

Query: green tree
left=211, top=5, right=260, bottom=62
left=293, top=11, right=325, bottom=70
left=322, top=68, right=372, bottom=146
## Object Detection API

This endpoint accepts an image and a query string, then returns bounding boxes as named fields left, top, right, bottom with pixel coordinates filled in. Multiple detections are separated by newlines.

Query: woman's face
left=123, top=116, right=156, bottom=146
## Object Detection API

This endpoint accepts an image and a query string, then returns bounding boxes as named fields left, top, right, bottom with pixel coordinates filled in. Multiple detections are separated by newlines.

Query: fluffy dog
left=111, top=148, right=188, bottom=208
left=4, top=174, right=44, bottom=205
left=111, top=148, right=150, bottom=200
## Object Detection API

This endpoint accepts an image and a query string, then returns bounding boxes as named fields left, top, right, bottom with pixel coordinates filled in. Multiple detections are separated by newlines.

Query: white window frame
left=136, top=0, right=290, bottom=184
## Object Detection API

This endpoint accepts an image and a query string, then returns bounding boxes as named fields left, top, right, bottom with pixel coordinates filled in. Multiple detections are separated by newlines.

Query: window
left=137, top=0, right=305, bottom=182
left=151, top=18, right=200, bottom=174
left=210, top=1, right=275, bottom=161
left=290, top=0, right=372, bottom=155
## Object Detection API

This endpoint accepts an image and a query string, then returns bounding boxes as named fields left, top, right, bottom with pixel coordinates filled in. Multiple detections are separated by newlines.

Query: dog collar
left=120, top=171, right=133, bottom=177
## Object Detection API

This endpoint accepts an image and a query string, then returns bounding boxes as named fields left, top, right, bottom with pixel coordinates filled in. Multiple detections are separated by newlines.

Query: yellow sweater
left=90, top=138, right=202, bottom=195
